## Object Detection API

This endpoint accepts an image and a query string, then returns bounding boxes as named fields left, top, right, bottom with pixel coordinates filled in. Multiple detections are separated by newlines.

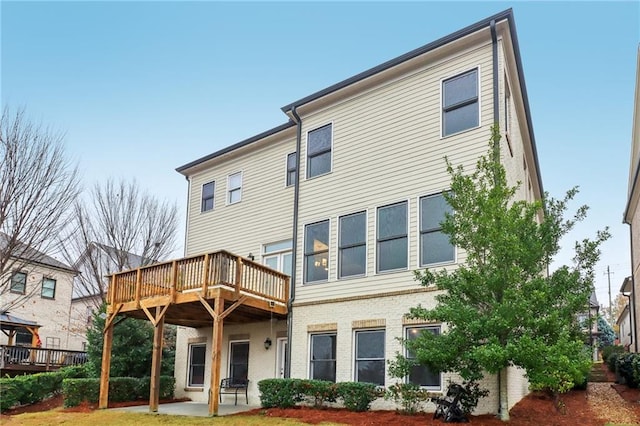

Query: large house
left=623, top=46, right=640, bottom=353
left=100, top=9, right=542, bottom=416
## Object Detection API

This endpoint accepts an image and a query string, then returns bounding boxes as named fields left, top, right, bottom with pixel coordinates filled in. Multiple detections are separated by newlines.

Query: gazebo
left=0, top=312, right=41, bottom=347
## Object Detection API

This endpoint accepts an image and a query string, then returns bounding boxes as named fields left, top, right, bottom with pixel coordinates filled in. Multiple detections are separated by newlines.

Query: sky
left=2, top=1, right=639, bottom=311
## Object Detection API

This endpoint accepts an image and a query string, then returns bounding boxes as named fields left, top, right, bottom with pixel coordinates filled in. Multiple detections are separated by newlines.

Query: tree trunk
left=499, top=367, right=510, bottom=421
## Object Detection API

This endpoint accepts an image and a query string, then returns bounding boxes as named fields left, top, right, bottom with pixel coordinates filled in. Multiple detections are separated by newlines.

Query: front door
left=276, top=337, right=287, bottom=378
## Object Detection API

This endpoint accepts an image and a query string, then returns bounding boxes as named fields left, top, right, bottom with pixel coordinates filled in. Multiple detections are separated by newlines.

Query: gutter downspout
left=285, top=106, right=302, bottom=378
left=626, top=220, right=638, bottom=352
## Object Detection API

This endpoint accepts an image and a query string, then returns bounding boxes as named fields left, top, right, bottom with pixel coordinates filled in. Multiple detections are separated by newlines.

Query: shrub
left=603, top=345, right=625, bottom=371
left=62, top=378, right=100, bottom=407
left=0, top=379, right=19, bottom=412
left=384, top=382, right=429, bottom=414
left=63, top=376, right=175, bottom=407
left=335, top=382, right=378, bottom=412
left=258, top=378, right=305, bottom=408
left=299, top=380, right=337, bottom=407
left=615, top=353, right=639, bottom=388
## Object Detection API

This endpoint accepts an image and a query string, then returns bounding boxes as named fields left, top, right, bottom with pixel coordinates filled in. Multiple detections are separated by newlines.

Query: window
left=339, top=212, right=366, bottom=278
left=304, top=220, right=329, bottom=283
left=227, top=172, right=242, bottom=204
left=307, top=124, right=332, bottom=178
left=420, top=194, right=454, bottom=266
left=229, top=341, right=249, bottom=381
left=286, top=152, right=297, bottom=186
left=86, top=307, right=93, bottom=325
left=442, top=69, right=479, bottom=136
left=188, top=344, right=206, bottom=387
left=10, top=271, right=26, bottom=294
left=355, top=329, right=385, bottom=385
left=15, top=331, right=31, bottom=346
left=504, top=76, right=511, bottom=134
left=41, top=277, right=56, bottom=299
left=406, top=326, right=441, bottom=389
left=201, top=181, right=215, bottom=212
left=46, top=336, right=60, bottom=349
left=376, top=202, right=407, bottom=272
left=310, top=333, right=336, bottom=382
left=263, top=240, right=293, bottom=276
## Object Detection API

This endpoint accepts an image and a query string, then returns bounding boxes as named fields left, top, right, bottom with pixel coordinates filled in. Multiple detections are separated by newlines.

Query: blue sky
left=2, top=1, right=638, bottom=309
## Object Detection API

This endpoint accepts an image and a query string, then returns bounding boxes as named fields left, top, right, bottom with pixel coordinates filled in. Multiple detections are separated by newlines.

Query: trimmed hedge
left=63, top=376, right=175, bottom=407
left=603, top=345, right=625, bottom=372
left=258, top=378, right=378, bottom=412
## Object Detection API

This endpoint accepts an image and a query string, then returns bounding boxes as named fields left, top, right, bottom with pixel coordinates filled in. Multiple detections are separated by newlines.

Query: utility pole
left=606, top=266, right=613, bottom=323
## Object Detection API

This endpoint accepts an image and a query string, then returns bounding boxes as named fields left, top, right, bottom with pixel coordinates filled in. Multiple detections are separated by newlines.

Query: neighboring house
left=624, top=45, right=640, bottom=353
left=618, top=276, right=634, bottom=350
left=0, top=237, right=78, bottom=351
left=67, top=243, right=146, bottom=351
left=102, top=9, right=542, bottom=416
left=580, top=291, right=600, bottom=361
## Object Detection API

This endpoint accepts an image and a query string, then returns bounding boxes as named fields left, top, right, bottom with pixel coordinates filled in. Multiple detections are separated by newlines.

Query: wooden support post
left=209, top=297, right=224, bottom=416
left=99, top=316, right=115, bottom=409
left=135, top=269, right=142, bottom=308
left=234, top=257, right=243, bottom=300
left=149, top=306, right=165, bottom=413
left=7, top=330, right=15, bottom=346
left=171, top=260, right=178, bottom=301
left=202, top=254, right=210, bottom=296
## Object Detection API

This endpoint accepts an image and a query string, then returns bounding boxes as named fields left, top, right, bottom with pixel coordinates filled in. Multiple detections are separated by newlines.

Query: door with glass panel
left=263, top=240, right=292, bottom=276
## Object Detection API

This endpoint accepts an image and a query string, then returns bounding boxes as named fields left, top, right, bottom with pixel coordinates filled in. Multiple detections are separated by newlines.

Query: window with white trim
left=376, top=202, right=407, bottom=272
left=10, top=271, right=26, bottom=294
left=307, top=124, right=332, bottom=178
left=41, top=277, right=56, bottom=299
left=286, top=152, right=297, bottom=187
left=202, top=181, right=215, bottom=212
left=443, top=69, right=479, bottom=136
left=263, top=240, right=293, bottom=276
left=188, top=344, right=206, bottom=387
left=355, top=329, right=385, bottom=385
left=227, top=172, right=242, bottom=204
left=310, top=333, right=336, bottom=382
left=339, top=212, right=366, bottom=278
left=304, top=220, right=329, bottom=283
left=406, top=326, right=441, bottom=389
left=46, top=336, right=61, bottom=349
left=229, top=341, right=249, bottom=381
left=420, top=193, right=454, bottom=266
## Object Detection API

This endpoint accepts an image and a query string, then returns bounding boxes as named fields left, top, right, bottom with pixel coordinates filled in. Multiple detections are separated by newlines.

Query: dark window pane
left=202, top=198, right=214, bottom=211
left=287, top=152, right=297, bottom=169
left=305, top=253, right=328, bottom=282
left=203, top=182, right=214, bottom=198
left=311, top=335, right=336, bottom=360
left=421, top=232, right=454, bottom=265
left=444, top=102, right=479, bottom=136
left=357, top=360, right=385, bottom=385
left=409, top=364, right=440, bottom=387
left=340, top=246, right=366, bottom=277
left=378, top=203, right=407, bottom=239
left=305, top=222, right=329, bottom=253
left=356, top=331, right=384, bottom=358
left=444, top=70, right=477, bottom=107
left=377, top=238, right=407, bottom=271
left=312, top=361, right=336, bottom=382
left=11, top=272, right=26, bottom=293
left=420, top=195, right=451, bottom=231
left=192, top=345, right=205, bottom=364
left=308, top=152, right=331, bottom=177
left=308, top=124, right=332, bottom=155
left=287, top=171, right=296, bottom=186
left=230, top=342, right=249, bottom=380
left=190, top=366, right=205, bottom=386
left=42, top=278, right=56, bottom=298
left=339, top=213, right=366, bottom=246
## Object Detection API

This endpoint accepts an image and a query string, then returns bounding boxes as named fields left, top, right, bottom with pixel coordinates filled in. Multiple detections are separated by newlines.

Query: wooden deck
left=0, top=345, right=87, bottom=375
left=107, top=250, right=289, bottom=327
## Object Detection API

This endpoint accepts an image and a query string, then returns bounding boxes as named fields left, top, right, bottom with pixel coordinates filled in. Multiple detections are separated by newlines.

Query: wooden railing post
left=202, top=253, right=210, bottom=296
left=235, top=257, right=243, bottom=300
left=135, top=270, right=142, bottom=307
left=284, top=276, right=290, bottom=304
left=171, top=260, right=178, bottom=302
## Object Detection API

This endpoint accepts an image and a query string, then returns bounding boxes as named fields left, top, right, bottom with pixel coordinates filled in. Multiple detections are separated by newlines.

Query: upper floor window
left=10, top=271, right=26, bottom=294
left=355, top=329, right=385, bottom=385
left=307, top=124, right=332, bottom=178
left=46, top=336, right=61, bottom=349
left=263, top=240, right=293, bottom=276
left=304, top=220, right=329, bottom=283
left=227, top=172, right=242, bottom=204
left=420, top=193, right=454, bottom=266
left=442, top=69, right=479, bottom=136
left=339, top=212, right=366, bottom=278
left=201, top=181, right=215, bottom=212
left=377, top=202, right=407, bottom=272
left=406, top=326, right=441, bottom=389
left=286, top=152, right=297, bottom=187
left=310, top=333, right=336, bottom=382
left=41, top=277, right=56, bottom=299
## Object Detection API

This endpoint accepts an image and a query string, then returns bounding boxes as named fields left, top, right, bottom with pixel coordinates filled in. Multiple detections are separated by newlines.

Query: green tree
left=392, top=127, right=609, bottom=421
left=596, top=316, right=615, bottom=348
left=86, top=304, right=175, bottom=378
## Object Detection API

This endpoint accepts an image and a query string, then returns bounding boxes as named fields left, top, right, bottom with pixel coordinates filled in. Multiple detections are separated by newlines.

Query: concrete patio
left=111, top=401, right=260, bottom=417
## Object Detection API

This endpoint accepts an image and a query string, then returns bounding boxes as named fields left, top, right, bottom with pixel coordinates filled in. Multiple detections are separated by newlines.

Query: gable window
left=310, top=333, right=336, bottom=382
left=227, top=172, right=242, bottom=204
left=286, top=153, right=297, bottom=187
left=229, top=341, right=249, bottom=381
left=201, top=181, right=215, bottom=212
left=263, top=240, right=293, bottom=276
left=406, top=326, right=441, bottom=389
left=355, top=329, right=385, bottom=385
left=376, top=202, right=407, bottom=272
left=420, top=194, right=454, bottom=266
left=304, top=220, right=330, bottom=283
left=41, top=277, right=56, bottom=299
left=188, top=344, right=206, bottom=387
left=10, top=271, right=26, bottom=294
left=307, top=124, right=332, bottom=178
left=339, top=212, right=366, bottom=278
left=443, top=69, right=479, bottom=136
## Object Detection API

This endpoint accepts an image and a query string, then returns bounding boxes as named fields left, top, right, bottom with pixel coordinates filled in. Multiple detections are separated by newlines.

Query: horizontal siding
left=295, top=43, right=493, bottom=303
left=186, top=134, right=296, bottom=258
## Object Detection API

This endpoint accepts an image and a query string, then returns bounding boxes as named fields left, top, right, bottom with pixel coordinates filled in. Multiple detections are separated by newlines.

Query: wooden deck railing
left=108, top=250, right=290, bottom=306
left=0, top=345, right=87, bottom=370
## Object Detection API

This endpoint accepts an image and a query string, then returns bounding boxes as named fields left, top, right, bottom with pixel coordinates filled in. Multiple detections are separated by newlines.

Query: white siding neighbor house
left=101, top=9, right=542, bottom=416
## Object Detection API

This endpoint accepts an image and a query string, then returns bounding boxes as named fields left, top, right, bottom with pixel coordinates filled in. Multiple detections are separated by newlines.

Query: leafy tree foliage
left=86, top=304, right=175, bottom=378
left=597, top=316, right=615, bottom=348
left=392, top=127, right=609, bottom=420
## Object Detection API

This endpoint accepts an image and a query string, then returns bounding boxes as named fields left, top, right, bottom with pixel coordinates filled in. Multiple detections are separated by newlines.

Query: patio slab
left=110, top=401, right=260, bottom=417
